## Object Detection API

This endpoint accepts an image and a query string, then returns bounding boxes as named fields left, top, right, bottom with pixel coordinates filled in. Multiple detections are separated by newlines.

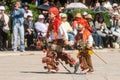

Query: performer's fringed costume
left=42, top=42, right=76, bottom=72
left=42, top=7, right=76, bottom=72
left=75, top=46, right=93, bottom=71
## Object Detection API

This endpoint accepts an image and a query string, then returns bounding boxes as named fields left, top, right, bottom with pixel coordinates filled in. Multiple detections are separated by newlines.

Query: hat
left=82, top=12, right=88, bottom=16
left=49, top=7, right=59, bottom=16
left=0, top=6, right=5, bottom=10
left=75, top=13, right=82, bottom=18
left=38, top=14, right=45, bottom=18
left=113, top=3, right=118, bottom=7
left=85, top=14, right=93, bottom=19
left=60, top=13, right=67, bottom=18
left=27, top=13, right=33, bottom=17
left=24, top=2, right=29, bottom=7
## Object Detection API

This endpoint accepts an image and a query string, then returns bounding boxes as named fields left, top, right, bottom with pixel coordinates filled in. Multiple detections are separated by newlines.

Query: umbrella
left=66, top=2, right=88, bottom=9
left=38, top=4, right=51, bottom=11
left=92, top=6, right=109, bottom=12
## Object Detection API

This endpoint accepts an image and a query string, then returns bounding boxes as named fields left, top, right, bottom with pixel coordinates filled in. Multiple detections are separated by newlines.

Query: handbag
left=0, top=15, right=9, bottom=33
left=2, top=26, right=9, bottom=33
left=0, top=20, right=4, bottom=28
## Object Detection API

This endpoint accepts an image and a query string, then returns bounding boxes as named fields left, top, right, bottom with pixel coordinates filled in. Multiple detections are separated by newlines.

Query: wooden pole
left=93, top=51, right=107, bottom=64
left=58, top=59, right=71, bottom=73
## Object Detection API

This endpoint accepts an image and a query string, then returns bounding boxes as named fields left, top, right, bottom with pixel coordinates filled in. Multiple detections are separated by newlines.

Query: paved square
left=0, top=49, right=120, bottom=80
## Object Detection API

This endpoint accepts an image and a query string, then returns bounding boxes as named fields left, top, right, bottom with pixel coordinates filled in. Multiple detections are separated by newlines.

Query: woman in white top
left=0, top=6, right=9, bottom=51
left=95, top=16, right=113, bottom=48
left=34, top=14, right=48, bottom=37
left=60, top=13, right=74, bottom=46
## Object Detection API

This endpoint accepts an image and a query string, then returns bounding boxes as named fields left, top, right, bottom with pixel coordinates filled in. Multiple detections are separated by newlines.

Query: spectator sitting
left=85, top=14, right=103, bottom=49
left=103, top=0, right=112, bottom=10
left=110, top=12, right=120, bottom=45
left=34, top=14, right=48, bottom=37
left=24, top=13, right=34, bottom=49
left=111, top=3, right=120, bottom=15
left=60, top=13, right=74, bottom=49
left=95, top=16, right=113, bottom=48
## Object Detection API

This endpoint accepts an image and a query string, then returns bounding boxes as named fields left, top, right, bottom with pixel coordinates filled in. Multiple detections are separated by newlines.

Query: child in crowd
left=24, top=13, right=34, bottom=49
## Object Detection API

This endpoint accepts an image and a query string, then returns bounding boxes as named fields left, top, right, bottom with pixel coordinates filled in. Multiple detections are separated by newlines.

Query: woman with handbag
left=0, top=6, right=9, bottom=51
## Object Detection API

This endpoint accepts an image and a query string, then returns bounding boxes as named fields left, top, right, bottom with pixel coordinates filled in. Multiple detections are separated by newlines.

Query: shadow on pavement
left=20, top=71, right=86, bottom=75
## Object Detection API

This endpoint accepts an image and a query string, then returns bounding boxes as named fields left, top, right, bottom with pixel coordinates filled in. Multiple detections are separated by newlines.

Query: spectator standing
left=11, top=1, right=25, bottom=52
left=0, top=6, right=9, bottom=51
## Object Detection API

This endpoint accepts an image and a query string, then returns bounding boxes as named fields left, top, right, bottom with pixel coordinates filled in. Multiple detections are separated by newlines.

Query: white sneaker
left=80, top=68, right=89, bottom=73
left=20, top=50, right=25, bottom=52
left=95, top=46, right=99, bottom=49
left=99, top=46, right=103, bottom=49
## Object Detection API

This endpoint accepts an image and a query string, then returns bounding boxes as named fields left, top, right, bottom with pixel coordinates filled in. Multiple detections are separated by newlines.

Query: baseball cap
left=83, top=12, right=88, bottom=16
left=60, top=13, right=67, bottom=18
left=27, top=13, right=33, bottom=17
left=0, top=6, right=5, bottom=10
left=38, top=14, right=45, bottom=18
left=113, top=3, right=118, bottom=7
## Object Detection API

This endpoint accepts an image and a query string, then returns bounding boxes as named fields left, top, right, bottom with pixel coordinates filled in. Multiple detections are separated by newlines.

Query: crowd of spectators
left=0, top=0, right=120, bottom=52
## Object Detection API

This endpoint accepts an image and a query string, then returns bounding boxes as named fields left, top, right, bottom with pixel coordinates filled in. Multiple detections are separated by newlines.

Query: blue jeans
left=13, top=23, right=25, bottom=51
left=92, top=33, right=102, bottom=47
left=68, top=32, right=74, bottom=41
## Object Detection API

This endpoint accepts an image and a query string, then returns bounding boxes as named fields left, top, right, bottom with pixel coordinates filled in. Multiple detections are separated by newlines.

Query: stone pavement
left=0, top=49, right=120, bottom=80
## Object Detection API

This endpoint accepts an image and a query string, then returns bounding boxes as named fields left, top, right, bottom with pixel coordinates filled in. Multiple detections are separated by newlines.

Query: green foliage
left=29, top=4, right=40, bottom=22
left=2, top=0, right=16, bottom=14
